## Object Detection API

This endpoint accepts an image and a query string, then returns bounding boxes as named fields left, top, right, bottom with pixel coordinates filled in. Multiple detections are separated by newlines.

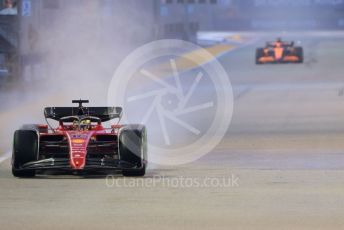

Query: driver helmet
left=80, top=119, right=91, bottom=131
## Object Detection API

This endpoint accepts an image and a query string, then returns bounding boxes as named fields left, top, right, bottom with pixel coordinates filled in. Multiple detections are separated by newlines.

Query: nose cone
left=71, top=153, right=85, bottom=169
left=66, top=131, right=94, bottom=170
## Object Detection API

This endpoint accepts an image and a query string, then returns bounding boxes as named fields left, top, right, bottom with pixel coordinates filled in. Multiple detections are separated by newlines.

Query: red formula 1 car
left=256, top=38, right=303, bottom=64
left=12, top=100, right=147, bottom=177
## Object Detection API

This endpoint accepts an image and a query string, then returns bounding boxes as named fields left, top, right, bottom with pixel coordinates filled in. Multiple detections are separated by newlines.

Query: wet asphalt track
left=1, top=32, right=344, bottom=230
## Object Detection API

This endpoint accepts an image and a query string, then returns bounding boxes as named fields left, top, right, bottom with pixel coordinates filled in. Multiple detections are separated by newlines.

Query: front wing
left=257, top=55, right=301, bottom=64
left=17, top=158, right=144, bottom=172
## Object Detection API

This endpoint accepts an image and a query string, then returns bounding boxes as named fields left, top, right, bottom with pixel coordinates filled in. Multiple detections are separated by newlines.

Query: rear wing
left=266, top=41, right=294, bottom=47
left=44, top=107, right=123, bottom=122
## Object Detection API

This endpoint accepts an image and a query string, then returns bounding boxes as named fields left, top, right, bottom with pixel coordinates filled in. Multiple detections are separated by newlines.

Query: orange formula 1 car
left=256, top=38, right=303, bottom=64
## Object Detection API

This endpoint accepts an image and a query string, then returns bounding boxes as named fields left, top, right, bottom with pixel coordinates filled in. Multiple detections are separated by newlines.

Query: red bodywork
left=66, top=131, right=93, bottom=169
left=12, top=102, right=146, bottom=177
left=39, top=123, right=121, bottom=170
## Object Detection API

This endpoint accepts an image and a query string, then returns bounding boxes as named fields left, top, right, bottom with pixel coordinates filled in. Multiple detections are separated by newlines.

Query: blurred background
left=1, top=0, right=344, bottom=87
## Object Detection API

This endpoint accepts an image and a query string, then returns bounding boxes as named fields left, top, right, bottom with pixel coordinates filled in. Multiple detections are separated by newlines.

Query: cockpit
left=58, top=116, right=102, bottom=131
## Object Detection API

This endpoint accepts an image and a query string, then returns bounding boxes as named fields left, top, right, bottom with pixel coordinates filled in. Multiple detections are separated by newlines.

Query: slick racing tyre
left=119, top=124, right=147, bottom=177
left=256, top=48, right=264, bottom=64
left=12, top=129, right=38, bottom=178
left=295, top=47, right=304, bottom=63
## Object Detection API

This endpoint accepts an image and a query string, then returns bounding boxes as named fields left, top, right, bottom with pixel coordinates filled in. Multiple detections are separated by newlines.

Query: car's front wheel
left=12, top=129, right=38, bottom=178
left=119, top=124, right=147, bottom=177
left=295, top=47, right=304, bottom=63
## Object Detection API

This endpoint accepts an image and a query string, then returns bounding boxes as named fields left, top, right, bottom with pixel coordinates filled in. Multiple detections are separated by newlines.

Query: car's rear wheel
left=119, top=125, right=147, bottom=177
left=12, top=129, right=38, bottom=178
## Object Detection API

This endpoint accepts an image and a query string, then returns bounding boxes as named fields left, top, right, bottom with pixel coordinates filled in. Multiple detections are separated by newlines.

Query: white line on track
left=0, top=151, right=11, bottom=164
